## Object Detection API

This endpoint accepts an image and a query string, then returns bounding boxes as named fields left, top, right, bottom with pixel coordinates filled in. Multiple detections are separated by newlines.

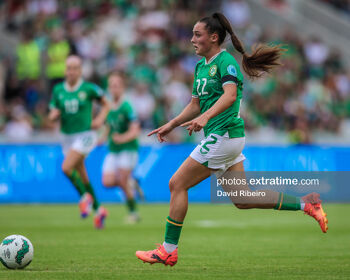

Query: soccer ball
left=0, top=235, right=34, bottom=269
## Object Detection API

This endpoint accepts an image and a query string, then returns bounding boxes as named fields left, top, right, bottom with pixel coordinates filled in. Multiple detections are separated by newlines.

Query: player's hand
left=96, top=138, right=105, bottom=146
left=181, top=114, right=209, bottom=136
left=91, top=119, right=104, bottom=130
left=147, top=122, right=175, bottom=143
left=112, top=133, right=125, bottom=144
left=48, top=109, right=60, bottom=122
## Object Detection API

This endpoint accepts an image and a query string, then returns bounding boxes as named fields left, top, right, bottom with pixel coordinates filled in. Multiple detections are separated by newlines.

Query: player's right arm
left=148, top=63, right=201, bottom=142
left=148, top=97, right=200, bottom=142
left=48, top=86, right=61, bottom=122
left=170, top=97, right=201, bottom=128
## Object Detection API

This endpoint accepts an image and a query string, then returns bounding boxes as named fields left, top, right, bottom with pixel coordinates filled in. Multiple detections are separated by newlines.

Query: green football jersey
left=49, top=79, right=104, bottom=134
left=192, top=50, right=244, bottom=138
left=106, top=99, right=139, bottom=153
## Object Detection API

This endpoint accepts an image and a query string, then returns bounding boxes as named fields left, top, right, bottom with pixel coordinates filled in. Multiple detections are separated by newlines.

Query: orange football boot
left=304, top=203, right=328, bottom=233
left=94, top=206, right=108, bottom=229
left=136, top=244, right=178, bottom=266
left=79, top=193, right=93, bottom=218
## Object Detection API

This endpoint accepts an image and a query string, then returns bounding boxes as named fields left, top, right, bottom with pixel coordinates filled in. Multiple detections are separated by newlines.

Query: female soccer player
left=101, top=72, right=141, bottom=223
left=136, top=13, right=328, bottom=266
left=48, top=55, right=109, bottom=229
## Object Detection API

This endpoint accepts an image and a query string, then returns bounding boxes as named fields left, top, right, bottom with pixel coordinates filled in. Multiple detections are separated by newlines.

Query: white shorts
left=102, top=151, right=139, bottom=174
left=190, top=133, right=245, bottom=177
left=62, top=130, right=98, bottom=156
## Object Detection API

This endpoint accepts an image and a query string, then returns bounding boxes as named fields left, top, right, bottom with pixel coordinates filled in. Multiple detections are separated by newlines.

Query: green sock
left=165, top=216, right=183, bottom=245
left=126, top=198, right=137, bottom=213
left=274, top=193, right=301, bottom=211
left=67, top=170, right=86, bottom=196
left=84, top=182, right=100, bottom=211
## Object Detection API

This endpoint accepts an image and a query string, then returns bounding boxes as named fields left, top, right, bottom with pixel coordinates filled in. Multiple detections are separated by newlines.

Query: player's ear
left=210, top=33, right=219, bottom=44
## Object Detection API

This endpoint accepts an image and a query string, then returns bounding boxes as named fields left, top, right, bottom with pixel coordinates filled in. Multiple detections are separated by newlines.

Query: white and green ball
left=0, top=235, right=34, bottom=269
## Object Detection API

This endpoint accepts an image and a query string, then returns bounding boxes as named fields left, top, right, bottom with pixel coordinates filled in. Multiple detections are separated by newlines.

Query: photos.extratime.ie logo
left=216, top=176, right=321, bottom=188
left=215, top=176, right=320, bottom=198
left=211, top=172, right=328, bottom=202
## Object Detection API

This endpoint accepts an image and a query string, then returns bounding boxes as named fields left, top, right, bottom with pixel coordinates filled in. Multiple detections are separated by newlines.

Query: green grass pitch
left=0, top=204, right=349, bottom=280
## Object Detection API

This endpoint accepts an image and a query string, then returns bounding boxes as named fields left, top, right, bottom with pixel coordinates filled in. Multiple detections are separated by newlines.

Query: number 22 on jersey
left=196, top=78, right=208, bottom=96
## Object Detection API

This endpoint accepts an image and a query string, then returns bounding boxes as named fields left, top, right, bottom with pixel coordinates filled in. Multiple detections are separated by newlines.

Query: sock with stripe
left=67, top=170, right=86, bottom=196
left=274, top=192, right=301, bottom=211
left=84, top=182, right=100, bottom=211
left=164, top=216, right=183, bottom=253
left=126, top=198, right=137, bottom=213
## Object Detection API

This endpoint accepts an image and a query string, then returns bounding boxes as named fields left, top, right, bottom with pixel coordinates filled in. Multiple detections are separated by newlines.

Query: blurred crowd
left=318, top=0, right=350, bottom=16
left=0, top=0, right=349, bottom=144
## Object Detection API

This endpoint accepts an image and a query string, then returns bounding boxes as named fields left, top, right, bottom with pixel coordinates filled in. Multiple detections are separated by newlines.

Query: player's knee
left=102, top=176, right=115, bottom=187
left=61, top=163, right=71, bottom=176
left=119, top=176, right=128, bottom=189
left=169, top=177, right=176, bottom=192
left=169, top=177, right=183, bottom=193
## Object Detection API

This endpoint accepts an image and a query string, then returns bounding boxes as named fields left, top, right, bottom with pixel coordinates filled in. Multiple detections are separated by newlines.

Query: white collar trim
left=205, top=49, right=226, bottom=65
left=64, top=78, right=83, bottom=92
left=112, top=96, right=124, bottom=110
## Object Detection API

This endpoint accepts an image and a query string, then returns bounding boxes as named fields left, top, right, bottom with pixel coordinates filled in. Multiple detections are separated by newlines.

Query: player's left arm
left=48, top=86, right=61, bottom=122
left=112, top=121, right=141, bottom=144
left=91, top=96, right=110, bottom=130
left=97, top=124, right=110, bottom=145
left=181, top=84, right=237, bottom=135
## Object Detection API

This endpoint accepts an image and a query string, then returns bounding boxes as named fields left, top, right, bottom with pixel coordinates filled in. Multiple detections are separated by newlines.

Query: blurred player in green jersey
left=101, top=72, right=141, bottom=224
left=48, top=55, right=110, bottom=229
left=136, top=13, right=328, bottom=266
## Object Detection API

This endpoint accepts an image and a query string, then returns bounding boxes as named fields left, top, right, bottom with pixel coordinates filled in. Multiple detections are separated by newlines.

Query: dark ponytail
left=200, top=12, right=284, bottom=79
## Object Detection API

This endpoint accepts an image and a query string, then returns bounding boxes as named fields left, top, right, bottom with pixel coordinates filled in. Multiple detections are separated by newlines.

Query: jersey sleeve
left=191, top=63, right=199, bottom=98
left=125, top=102, right=138, bottom=122
left=219, top=56, right=242, bottom=88
left=89, top=83, right=104, bottom=100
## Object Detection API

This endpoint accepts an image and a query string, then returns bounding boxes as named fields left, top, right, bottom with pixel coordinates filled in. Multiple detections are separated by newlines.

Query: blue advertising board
left=0, top=144, right=349, bottom=203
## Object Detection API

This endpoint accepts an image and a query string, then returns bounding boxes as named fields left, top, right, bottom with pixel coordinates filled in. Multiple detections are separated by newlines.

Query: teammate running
left=48, top=55, right=109, bottom=229
left=101, top=72, right=141, bottom=223
left=136, top=13, right=328, bottom=266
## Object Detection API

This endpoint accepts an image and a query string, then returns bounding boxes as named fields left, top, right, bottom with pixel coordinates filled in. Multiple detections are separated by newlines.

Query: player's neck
left=65, top=78, right=83, bottom=92
left=67, top=79, right=79, bottom=87
left=204, top=47, right=222, bottom=64
left=112, top=95, right=123, bottom=108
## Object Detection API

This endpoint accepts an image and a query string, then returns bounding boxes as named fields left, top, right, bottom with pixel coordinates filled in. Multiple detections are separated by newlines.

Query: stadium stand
left=0, top=0, right=349, bottom=144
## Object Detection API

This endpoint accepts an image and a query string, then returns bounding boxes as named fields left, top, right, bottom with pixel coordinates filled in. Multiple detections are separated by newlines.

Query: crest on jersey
left=78, top=91, right=87, bottom=101
left=118, top=115, right=125, bottom=122
left=227, top=65, right=237, bottom=77
left=209, top=65, right=217, bottom=77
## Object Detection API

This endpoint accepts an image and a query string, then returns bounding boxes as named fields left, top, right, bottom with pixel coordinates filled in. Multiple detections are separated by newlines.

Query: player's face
left=108, top=75, right=124, bottom=100
left=65, top=58, right=82, bottom=85
left=191, top=22, right=214, bottom=56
